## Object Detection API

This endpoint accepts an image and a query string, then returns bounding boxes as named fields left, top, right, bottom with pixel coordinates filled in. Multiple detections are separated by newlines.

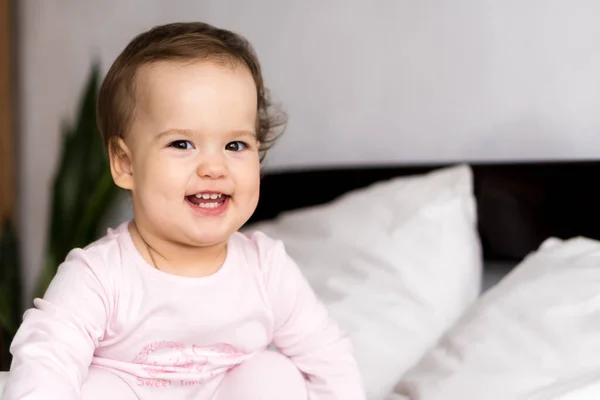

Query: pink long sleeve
left=4, top=222, right=365, bottom=399
left=4, top=249, right=111, bottom=400
left=257, top=235, right=366, bottom=399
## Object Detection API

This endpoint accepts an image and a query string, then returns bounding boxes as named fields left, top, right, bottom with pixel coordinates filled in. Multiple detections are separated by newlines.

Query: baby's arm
left=262, top=239, right=366, bottom=400
left=3, top=250, right=110, bottom=400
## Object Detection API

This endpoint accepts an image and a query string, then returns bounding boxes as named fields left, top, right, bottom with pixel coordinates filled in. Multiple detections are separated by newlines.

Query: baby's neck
left=128, top=221, right=228, bottom=278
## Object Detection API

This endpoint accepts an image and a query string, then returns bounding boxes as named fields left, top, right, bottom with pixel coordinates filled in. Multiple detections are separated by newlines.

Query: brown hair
left=97, top=22, right=286, bottom=161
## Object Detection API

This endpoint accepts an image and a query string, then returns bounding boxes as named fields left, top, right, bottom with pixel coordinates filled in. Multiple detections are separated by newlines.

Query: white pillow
left=244, top=164, right=482, bottom=399
left=390, top=236, right=600, bottom=400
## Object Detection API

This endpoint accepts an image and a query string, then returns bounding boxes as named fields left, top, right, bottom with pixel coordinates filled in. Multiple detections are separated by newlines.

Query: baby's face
left=123, top=60, right=261, bottom=247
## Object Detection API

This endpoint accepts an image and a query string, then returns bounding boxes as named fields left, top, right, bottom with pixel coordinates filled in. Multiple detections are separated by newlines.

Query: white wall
left=17, top=0, right=600, bottom=300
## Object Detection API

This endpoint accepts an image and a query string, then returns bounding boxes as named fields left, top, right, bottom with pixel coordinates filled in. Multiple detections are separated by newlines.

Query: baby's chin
left=185, top=234, right=231, bottom=249
left=146, top=206, right=253, bottom=246
left=175, top=222, right=240, bottom=247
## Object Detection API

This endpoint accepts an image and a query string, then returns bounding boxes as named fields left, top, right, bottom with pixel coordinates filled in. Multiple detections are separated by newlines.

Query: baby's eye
left=169, top=140, right=194, bottom=150
left=225, top=141, right=248, bottom=152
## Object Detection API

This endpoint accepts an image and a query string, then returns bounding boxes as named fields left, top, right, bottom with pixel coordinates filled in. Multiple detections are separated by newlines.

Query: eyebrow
left=156, top=129, right=257, bottom=140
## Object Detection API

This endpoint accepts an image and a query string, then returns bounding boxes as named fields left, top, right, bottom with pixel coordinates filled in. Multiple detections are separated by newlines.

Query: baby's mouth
left=186, top=193, right=229, bottom=209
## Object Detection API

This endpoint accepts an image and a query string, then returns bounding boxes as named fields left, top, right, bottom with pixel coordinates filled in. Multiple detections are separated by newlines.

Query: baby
left=4, top=22, right=365, bottom=400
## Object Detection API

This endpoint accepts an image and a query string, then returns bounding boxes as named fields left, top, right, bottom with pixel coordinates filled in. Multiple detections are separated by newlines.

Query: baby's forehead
left=132, top=61, right=256, bottom=103
left=125, top=66, right=258, bottom=140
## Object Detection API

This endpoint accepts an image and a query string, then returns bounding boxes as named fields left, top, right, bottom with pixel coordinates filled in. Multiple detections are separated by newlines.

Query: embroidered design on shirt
left=132, top=341, right=247, bottom=387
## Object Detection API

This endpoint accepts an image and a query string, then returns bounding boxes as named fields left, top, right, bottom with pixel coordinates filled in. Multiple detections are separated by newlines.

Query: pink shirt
left=5, top=222, right=365, bottom=399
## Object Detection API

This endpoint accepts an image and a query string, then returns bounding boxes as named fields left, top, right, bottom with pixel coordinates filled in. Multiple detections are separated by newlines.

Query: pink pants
left=81, top=351, right=308, bottom=400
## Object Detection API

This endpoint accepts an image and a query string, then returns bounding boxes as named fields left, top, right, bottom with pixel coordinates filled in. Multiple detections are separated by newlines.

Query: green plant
left=35, top=62, right=121, bottom=299
left=0, top=218, right=22, bottom=371
left=0, top=62, right=120, bottom=368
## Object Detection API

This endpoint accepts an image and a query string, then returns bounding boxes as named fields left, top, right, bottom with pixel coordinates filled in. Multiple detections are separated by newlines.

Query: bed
left=247, top=160, right=600, bottom=291
left=242, top=160, right=600, bottom=400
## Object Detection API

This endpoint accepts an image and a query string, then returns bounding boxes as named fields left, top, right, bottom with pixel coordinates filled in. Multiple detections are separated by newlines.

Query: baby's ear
left=109, top=137, right=134, bottom=191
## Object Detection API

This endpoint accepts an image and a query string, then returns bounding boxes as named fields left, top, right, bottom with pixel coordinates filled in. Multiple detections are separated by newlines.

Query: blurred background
left=2, top=0, right=600, bottom=369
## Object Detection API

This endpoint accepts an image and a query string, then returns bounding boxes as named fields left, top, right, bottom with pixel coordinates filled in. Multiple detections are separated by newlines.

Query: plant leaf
left=38, top=61, right=119, bottom=296
left=0, top=218, right=22, bottom=335
left=73, top=171, right=120, bottom=249
left=43, top=62, right=109, bottom=282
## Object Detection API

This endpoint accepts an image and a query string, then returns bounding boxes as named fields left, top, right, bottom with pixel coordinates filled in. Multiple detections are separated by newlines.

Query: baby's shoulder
left=64, top=221, right=131, bottom=273
left=230, top=229, right=288, bottom=269
left=233, top=228, right=280, bottom=246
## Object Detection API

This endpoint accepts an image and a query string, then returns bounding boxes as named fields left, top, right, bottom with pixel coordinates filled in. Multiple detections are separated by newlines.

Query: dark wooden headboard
left=248, top=161, right=600, bottom=262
